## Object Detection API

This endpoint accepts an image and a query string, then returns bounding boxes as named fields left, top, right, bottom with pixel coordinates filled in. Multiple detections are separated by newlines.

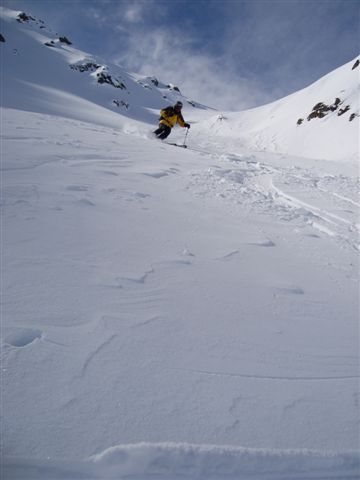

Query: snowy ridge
left=0, top=6, right=208, bottom=128
left=90, top=442, right=360, bottom=479
left=4, top=442, right=360, bottom=479
left=197, top=57, right=360, bottom=160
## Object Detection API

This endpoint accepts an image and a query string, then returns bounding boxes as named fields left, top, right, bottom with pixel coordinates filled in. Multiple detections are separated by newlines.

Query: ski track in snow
left=168, top=366, right=360, bottom=382
left=79, top=334, right=119, bottom=379
left=186, top=149, right=359, bottom=251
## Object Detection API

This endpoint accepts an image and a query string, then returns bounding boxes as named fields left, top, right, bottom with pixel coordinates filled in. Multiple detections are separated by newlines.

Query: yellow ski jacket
left=159, top=106, right=186, bottom=128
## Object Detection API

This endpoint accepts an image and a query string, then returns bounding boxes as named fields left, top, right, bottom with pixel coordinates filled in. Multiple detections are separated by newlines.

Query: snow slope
left=1, top=7, right=359, bottom=480
left=0, top=7, right=208, bottom=129
left=197, top=57, right=360, bottom=161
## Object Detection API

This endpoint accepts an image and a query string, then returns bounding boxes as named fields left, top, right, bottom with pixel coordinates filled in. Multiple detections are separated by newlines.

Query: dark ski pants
left=154, top=124, right=171, bottom=140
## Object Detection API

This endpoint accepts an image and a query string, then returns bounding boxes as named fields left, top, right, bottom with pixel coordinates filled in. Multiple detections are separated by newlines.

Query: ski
left=165, top=143, right=188, bottom=148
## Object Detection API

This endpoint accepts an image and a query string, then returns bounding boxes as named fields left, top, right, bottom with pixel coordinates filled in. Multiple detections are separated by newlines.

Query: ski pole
left=183, top=127, right=189, bottom=147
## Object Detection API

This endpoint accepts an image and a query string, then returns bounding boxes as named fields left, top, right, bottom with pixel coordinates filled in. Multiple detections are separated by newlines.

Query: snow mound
left=89, top=442, right=360, bottom=479
left=4, top=443, right=359, bottom=479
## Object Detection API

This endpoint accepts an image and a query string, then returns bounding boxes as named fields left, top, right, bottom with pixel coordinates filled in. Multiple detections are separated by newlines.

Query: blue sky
left=3, top=0, right=359, bottom=110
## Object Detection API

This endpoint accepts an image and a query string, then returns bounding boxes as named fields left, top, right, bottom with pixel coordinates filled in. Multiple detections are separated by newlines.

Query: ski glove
left=184, top=123, right=190, bottom=129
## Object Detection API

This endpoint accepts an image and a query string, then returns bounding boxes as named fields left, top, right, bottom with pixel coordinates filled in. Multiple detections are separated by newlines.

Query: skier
left=153, top=101, right=190, bottom=140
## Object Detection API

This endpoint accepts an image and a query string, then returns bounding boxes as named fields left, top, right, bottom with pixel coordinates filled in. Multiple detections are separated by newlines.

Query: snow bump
left=4, top=328, right=43, bottom=347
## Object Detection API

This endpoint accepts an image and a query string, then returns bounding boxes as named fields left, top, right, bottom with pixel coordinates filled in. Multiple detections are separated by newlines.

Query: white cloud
left=124, top=3, right=143, bottom=23
left=113, top=28, right=273, bottom=111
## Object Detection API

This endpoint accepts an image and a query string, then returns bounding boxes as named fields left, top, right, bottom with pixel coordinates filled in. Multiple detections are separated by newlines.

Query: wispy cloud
left=123, top=2, right=144, bottom=23
left=109, top=0, right=359, bottom=110
left=112, top=25, right=273, bottom=110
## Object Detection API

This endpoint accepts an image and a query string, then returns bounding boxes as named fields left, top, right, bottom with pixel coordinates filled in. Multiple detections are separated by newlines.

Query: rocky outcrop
left=16, top=12, right=36, bottom=23
left=0, top=34, right=5, bottom=43
left=142, top=76, right=159, bottom=87
left=338, top=105, right=350, bottom=116
left=59, top=36, right=72, bottom=45
left=299, top=96, right=354, bottom=124
left=113, top=100, right=129, bottom=109
left=70, top=62, right=127, bottom=89
left=96, top=71, right=126, bottom=89
left=296, top=60, right=359, bottom=125
left=70, top=62, right=101, bottom=73
left=307, top=98, right=342, bottom=120
left=16, top=12, right=46, bottom=30
left=352, top=59, right=360, bottom=70
left=167, top=84, right=181, bottom=93
left=16, top=12, right=72, bottom=49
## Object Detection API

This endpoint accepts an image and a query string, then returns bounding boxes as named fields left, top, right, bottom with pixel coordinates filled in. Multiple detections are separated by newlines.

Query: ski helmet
left=175, top=101, right=183, bottom=108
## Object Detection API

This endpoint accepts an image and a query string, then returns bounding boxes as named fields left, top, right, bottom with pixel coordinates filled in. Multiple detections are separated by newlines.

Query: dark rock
left=17, top=12, right=36, bottom=23
left=352, top=59, right=360, bottom=70
left=44, top=41, right=56, bottom=48
left=330, top=97, right=341, bottom=111
left=338, top=105, right=350, bottom=116
left=0, top=34, right=5, bottom=43
left=59, top=36, right=72, bottom=45
left=166, top=84, right=181, bottom=93
left=70, top=62, right=100, bottom=73
left=113, top=100, right=129, bottom=109
left=97, top=72, right=126, bottom=89
left=307, top=98, right=344, bottom=121
left=313, top=102, right=326, bottom=111
left=187, top=101, right=196, bottom=107
left=307, top=103, right=329, bottom=121
left=297, top=118, right=304, bottom=125
left=349, top=113, right=358, bottom=122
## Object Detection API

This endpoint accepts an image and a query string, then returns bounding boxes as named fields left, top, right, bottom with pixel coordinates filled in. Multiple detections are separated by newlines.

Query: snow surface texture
left=1, top=7, right=359, bottom=480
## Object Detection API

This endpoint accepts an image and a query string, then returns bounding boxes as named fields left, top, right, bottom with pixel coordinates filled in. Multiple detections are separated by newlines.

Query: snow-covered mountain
left=0, top=7, right=209, bottom=128
left=1, top=6, right=359, bottom=161
left=199, top=57, right=359, bottom=161
left=1, top=6, right=359, bottom=480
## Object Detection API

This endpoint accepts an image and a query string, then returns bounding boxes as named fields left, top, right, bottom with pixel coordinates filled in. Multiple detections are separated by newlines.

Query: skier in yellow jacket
left=154, top=101, right=190, bottom=140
